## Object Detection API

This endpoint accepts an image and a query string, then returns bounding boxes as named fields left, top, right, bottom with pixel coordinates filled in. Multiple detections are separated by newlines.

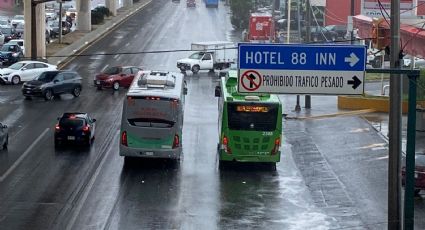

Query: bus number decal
left=262, top=131, right=273, bottom=136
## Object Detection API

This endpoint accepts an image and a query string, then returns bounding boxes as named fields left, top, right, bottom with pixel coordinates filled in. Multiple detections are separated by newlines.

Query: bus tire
left=269, top=163, right=277, bottom=171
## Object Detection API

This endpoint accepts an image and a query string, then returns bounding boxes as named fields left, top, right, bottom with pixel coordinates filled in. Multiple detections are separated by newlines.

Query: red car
left=402, top=153, right=425, bottom=196
left=94, top=66, right=142, bottom=90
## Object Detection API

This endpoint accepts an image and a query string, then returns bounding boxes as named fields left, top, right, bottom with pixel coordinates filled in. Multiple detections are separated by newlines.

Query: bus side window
left=215, top=85, right=221, bottom=97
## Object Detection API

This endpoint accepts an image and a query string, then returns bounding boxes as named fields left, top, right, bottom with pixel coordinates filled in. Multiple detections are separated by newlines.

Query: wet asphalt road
left=1, top=1, right=425, bottom=229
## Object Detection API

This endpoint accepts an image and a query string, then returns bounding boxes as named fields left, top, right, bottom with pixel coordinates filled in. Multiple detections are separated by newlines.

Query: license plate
left=415, top=173, right=418, bottom=178
left=67, top=136, right=75, bottom=140
left=96, top=80, right=100, bottom=84
left=26, top=91, right=30, bottom=93
left=145, top=151, right=153, bottom=156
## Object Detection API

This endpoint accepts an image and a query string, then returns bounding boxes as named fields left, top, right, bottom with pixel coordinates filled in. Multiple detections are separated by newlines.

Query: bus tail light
left=223, top=136, right=231, bottom=154
left=172, top=134, right=180, bottom=149
left=121, top=131, right=128, bottom=146
left=271, top=137, right=281, bottom=155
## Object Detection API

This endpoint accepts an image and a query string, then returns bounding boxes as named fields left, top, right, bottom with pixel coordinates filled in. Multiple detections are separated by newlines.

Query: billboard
left=363, top=0, right=414, bottom=17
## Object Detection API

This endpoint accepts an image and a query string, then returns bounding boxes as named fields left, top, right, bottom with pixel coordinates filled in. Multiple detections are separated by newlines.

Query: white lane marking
left=113, top=54, right=119, bottom=59
left=101, top=64, right=109, bottom=72
left=0, top=128, right=49, bottom=183
left=65, top=131, right=119, bottom=230
left=125, top=42, right=130, bottom=47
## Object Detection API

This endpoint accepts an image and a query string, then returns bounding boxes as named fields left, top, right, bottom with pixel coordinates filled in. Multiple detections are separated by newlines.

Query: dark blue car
left=0, top=44, right=23, bottom=66
left=54, top=113, right=96, bottom=147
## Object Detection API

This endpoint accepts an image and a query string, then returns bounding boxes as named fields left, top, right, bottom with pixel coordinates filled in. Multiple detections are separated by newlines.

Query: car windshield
left=35, top=72, right=58, bottom=82
left=325, top=25, right=334, bottom=31
left=0, top=20, right=8, bottom=25
left=103, top=66, right=121, bottom=74
left=0, top=27, right=12, bottom=35
left=8, top=62, right=25, bottom=70
left=13, top=15, right=24, bottom=20
left=0, top=45, right=15, bottom=52
left=189, top=52, right=203, bottom=59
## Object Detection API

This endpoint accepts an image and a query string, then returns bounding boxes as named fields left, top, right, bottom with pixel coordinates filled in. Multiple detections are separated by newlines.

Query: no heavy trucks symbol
left=241, top=70, right=262, bottom=91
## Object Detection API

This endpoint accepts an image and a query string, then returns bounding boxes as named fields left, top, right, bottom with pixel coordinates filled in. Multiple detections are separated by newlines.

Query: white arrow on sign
left=344, top=53, right=360, bottom=67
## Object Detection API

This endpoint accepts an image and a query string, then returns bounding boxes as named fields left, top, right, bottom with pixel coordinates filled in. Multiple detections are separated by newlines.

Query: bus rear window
left=125, top=96, right=179, bottom=125
left=127, top=118, right=175, bottom=128
left=227, top=103, right=278, bottom=131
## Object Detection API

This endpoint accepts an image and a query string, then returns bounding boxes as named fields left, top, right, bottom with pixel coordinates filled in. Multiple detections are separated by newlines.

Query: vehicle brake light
left=55, top=124, right=60, bottom=131
left=83, top=125, right=90, bottom=132
left=172, top=134, right=180, bottom=149
left=271, top=137, right=281, bottom=155
left=223, top=136, right=231, bottom=154
left=121, top=131, right=128, bottom=146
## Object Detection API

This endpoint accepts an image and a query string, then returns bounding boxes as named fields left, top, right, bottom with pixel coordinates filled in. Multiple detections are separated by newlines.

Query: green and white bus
left=120, top=70, right=187, bottom=160
left=215, top=70, right=282, bottom=166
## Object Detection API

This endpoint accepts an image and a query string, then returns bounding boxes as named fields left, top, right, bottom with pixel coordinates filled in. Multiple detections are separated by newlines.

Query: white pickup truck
left=177, top=41, right=237, bottom=74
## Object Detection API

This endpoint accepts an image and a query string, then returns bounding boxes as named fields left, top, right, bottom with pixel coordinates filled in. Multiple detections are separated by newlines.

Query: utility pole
left=305, top=0, right=311, bottom=108
left=294, top=0, right=302, bottom=112
left=388, top=0, right=402, bottom=229
left=350, top=0, right=355, bottom=44
left=286, top=0, right=291, bottom=44
left=31, top=0, right=37, bottom=60
left=59, top=1, right=63, bottom=44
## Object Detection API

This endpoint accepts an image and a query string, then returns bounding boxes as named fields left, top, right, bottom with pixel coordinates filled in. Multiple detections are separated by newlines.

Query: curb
left=48, top=0, right=153, bottom=69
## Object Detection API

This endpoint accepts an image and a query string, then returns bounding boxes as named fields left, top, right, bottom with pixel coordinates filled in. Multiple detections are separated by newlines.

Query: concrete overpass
left=23, top=0, right=134, bottom=59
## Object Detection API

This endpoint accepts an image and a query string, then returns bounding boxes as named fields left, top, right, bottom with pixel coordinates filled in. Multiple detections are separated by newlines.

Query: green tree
left=229, top=0, right=254, bottom=29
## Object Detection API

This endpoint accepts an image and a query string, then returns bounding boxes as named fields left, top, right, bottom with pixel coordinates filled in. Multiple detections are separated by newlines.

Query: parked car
left=10, top=15, right=24, bottom=27
left=0, top=122, right=8, bottom=150
left=0, top=43, right=24, bottom=66
left=403, top=54, right=425, bottom=69
left=13, top=23, right=24, bottom=37
left=22, top=70, right=82, bottom=101
left=45, top=9, right=57, bottom=21
left=324, top=24, right=347, bottom=39
left=0, top=18, right=9, bottom=27
left=0, top=31, right=4, bottom=45
left=402, top=153, right=425, bottom=195
left=94, top=66, right=142, bottom=90
left=0, top=25, right=18, bottom=43
left=50, top=21, right=71, bottom=37
left=7, top=39, right=24, bottom=53
left=0, top=61, right=57, bottom=85
left=187, top=0, right=196, bottom=7
left=54, top=112, right=96, bottom=146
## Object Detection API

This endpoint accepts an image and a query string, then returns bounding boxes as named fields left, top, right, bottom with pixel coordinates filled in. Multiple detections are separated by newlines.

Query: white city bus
left=119, top=70, right=187, bottom=160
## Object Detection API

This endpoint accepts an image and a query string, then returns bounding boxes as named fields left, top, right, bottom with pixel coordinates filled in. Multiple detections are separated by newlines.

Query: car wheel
left=54, top=139, right=61, bottom=147
left=11, top=75, right=20, bottom=85
left=113, top=82, right=120, bottom=91
left=44, top=89, right=53, bottom=101
left=72, top=86, right=81, bottom=97
left=179, top=67, right=186, bottom=72
left=192, top=65, right=200, bottom=74
left=2, top=135, right=7, bottom=150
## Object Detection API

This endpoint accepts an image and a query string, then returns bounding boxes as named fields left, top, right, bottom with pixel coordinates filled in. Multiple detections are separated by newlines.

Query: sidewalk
left=46, top=0, right=152, bottom=68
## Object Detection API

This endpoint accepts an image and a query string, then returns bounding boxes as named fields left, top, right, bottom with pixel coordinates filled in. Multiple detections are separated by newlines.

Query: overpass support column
left=124, top=0, right=134, bottom=8
left=76, top=0, right=91, bottom=32
left=23, top=1, right=46, bottom=59
left=106, top=0, right=118, bottom=16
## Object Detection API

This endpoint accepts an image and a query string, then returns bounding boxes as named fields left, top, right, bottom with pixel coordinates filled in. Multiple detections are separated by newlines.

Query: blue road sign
left=238, top=43, right=367, bottom=95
